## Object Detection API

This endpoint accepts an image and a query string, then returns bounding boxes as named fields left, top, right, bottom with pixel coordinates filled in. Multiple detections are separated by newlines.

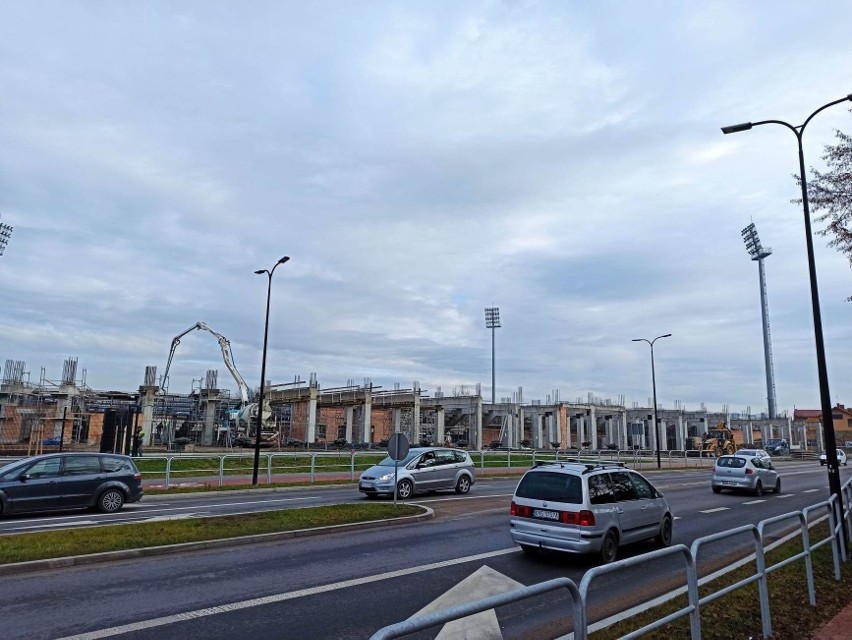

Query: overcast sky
left=2, top=1, right=851, bottom=416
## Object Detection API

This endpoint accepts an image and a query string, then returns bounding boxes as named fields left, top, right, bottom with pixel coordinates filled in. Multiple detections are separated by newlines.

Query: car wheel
left=774, top=478, right=781, bottom=494
left=712, top=486, right=721, bottom=494
left=455, top=475, right=471, bottom=495
left=364, top=493, right=378, bottom=499
left=98, top=489, right=125, bottom=513
left=820, top=461, right=826, bottom=466
left=655, top=515, right=673, bottom=547
left=600, top=530, right=618, bottom=564
left=520, top=544, right=539, bottom=555
left=396, top=479, right=414, bottom=500
left=753, top=480, right=763, bottom=497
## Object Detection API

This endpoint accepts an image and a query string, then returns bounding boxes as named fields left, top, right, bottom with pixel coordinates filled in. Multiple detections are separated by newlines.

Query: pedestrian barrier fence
left=129, top=448, right=718, bottom=489
left=369, top=477, right=852, bottom=640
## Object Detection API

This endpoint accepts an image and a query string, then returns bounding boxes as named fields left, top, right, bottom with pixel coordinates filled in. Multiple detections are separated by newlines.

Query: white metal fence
left=369, top=477, right=852, bottom=640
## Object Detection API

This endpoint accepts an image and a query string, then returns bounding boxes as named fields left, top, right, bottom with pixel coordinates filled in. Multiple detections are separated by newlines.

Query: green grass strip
left=0, top=503, right=423, bottom=564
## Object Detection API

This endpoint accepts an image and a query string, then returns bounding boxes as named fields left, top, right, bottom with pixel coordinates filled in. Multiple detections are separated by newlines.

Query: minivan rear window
left=515, top=472, right=582, bottom=504
left=717, top=457, right=746, bottom=468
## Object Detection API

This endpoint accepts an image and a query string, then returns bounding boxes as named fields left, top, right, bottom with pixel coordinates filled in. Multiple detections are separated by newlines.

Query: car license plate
left=721, top=481, right=736, bottom=486
left=360, top=482, right=374, bottom=489
left=532, top=509, right=559, bottom=521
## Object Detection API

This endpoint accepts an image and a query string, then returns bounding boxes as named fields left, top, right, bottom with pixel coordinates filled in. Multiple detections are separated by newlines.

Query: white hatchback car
left=819, top=449, right=848, bottom=466
left=712, top=454, right=780, bottom=496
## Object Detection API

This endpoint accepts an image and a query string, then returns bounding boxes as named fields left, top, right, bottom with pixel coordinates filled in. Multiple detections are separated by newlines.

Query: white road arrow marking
left=410, top=565, right=523, bottom=639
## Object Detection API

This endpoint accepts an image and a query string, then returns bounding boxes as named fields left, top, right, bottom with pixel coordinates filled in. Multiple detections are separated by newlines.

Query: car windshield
left=376, top=451, right=424, bottom=467
left=766, top=439, right=784, bottom=445
left=0, top=458, right=32, bottom=479
left=738, top=449, right=757, bottom=455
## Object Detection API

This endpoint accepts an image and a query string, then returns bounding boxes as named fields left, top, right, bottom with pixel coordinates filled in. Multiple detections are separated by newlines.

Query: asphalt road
left=0, top=461, right=847, bottom=640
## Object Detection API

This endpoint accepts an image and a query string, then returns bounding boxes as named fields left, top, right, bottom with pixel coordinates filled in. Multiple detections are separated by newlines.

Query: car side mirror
left=19, top=474, right=30, bottom=482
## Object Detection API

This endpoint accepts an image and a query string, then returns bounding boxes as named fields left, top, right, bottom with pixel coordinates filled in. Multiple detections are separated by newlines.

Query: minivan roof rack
left=581, top=462, right=626, bottom=474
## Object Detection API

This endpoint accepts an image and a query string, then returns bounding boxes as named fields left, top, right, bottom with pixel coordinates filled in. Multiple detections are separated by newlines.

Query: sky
left=1, top=1, right=851, bottom=416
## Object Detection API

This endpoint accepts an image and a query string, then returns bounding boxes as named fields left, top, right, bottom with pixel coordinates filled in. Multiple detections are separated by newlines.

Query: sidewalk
left=811, top=601, right=852, bottom=639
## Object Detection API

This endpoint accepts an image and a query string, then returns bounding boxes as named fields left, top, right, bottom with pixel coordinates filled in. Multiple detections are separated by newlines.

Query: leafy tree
left=797, top=116, right=852, bottom=299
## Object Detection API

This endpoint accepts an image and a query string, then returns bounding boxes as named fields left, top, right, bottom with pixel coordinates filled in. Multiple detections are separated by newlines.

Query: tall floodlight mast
left=484, top=307, right=501, bottom=405
left=742, top=222, right=777, bottom=419
left=0, top=213, right=12, bottom=256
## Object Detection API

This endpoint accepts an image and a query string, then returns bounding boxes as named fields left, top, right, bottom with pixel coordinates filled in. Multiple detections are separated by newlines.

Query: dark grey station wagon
left=0, top=452, right=144, bottom=516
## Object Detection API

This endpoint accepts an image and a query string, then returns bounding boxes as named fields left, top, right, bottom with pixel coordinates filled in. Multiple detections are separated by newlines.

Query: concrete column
left=817, top=423, right=824, bottom=451
left=345, top=406, right=354, bottom=442
left=534, top=414, right=543, bottom=448
left=436, top=407, right=445, bottom=443
left=783, top=416, right=792, bottom=442
left=393, top=408, right=401, bottom=433
left=364, top=389, right=373, bottom=443
left=577, top=415, right=586, bottom=448
left=413, top=390, right=421, bottom=443
left=139, top=386, right=158, bottom=446
left=676, top=416, right=685, bottom=451
left=648, top=417, right=656, bottom=452
left=201, top=390, right=219, bottom=446
left=620, top=411, right=628, bottom=449
left=306, top=386, right=318, bottom=444
left=590, top=407, right=598, bottom=449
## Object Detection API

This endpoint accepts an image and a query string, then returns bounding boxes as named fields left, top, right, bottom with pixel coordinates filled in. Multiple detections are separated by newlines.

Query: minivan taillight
left=745, top=468, right=753, bottom=475
left=133, top=473, right=141, bottom=480
left=510, top=501, right=532, bottom=517
left=578, top=510, right=595, bottom=526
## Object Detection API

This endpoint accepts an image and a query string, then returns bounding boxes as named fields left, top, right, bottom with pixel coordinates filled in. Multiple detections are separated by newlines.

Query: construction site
left=1, top=353, right=841, bottom=457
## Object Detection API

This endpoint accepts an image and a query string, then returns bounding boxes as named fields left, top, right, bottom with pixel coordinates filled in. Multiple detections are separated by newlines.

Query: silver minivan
left=509, top=462, right=673, bottom=563
left=359, top=447, right=476, bottom=499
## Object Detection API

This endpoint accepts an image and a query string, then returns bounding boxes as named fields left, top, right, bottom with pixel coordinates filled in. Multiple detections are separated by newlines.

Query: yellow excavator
left=701, top=423, right=738, bottom=456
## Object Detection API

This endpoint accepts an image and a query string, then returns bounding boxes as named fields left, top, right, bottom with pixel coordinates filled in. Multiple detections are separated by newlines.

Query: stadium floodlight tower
left=484, top=307, right=501, bottom=405
left=0, top=214, right=12, bottom=256
left=742, top=222, right=777, bottom=419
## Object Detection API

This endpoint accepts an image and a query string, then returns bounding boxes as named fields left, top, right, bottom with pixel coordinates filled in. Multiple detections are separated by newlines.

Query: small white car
left=712, top=454, right=780, bottom=496
left=819, top=449, right=848, bottom=466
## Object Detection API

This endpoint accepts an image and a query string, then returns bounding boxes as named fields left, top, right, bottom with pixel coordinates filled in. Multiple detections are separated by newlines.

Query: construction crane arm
left=160, top=322, right=252, bottom=407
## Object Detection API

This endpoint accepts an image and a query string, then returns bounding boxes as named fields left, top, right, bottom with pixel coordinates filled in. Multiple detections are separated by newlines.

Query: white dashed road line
left=700, top=507, right=729, bottom=513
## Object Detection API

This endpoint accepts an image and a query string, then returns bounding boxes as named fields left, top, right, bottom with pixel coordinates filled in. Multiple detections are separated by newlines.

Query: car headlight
left=377, top=473, right=394, bottom=481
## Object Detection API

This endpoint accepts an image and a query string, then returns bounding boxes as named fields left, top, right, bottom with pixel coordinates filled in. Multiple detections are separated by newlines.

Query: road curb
left=0, top=506, right=434, bottom=577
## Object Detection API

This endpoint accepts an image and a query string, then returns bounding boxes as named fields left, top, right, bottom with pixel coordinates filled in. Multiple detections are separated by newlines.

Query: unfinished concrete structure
left=0, top=357, right=840, bottom=453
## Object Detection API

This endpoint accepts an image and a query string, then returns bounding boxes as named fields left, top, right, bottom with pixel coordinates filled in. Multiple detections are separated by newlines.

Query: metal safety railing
left=368, top=477, right=852, bottom=640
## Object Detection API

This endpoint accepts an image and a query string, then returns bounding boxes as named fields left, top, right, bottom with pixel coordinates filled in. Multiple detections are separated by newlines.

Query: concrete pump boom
left=160, top=322, right=251, bottom=406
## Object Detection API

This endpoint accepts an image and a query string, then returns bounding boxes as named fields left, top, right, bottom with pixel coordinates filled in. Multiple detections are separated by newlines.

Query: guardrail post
left=753, top=528, right=772, bottom=639
left=164, top=456, right=172, bottom=490
left=310, top=453, right=316, bottom=483
left=351, top=450, right=356, bottom=480
left=218, top=456, right=225, bottom=487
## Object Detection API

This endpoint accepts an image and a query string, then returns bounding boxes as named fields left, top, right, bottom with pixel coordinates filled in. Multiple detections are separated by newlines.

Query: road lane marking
left=803, top=489, right=819, bottom=493
left=742, top=500, right=766, bottom=505
left=56, top=547, right=520, bottom=639
left=777, top=494, right=794, bottom=499
left=699, top=507, right=729, bottom=513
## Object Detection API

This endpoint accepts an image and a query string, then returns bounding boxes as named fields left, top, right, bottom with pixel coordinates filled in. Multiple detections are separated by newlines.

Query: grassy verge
left=591, top=523, right=851, bottom=639
left=0, top=503, right=423, bottom=564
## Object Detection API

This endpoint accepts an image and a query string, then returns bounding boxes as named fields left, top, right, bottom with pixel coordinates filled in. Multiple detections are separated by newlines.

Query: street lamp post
left=484, top=307, right=501, bottom=405
left=722, top=94, right=852, bottom=543
left=251, top=256, right=290, bottom=486
left=633, top=334, right=671, bottom=469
